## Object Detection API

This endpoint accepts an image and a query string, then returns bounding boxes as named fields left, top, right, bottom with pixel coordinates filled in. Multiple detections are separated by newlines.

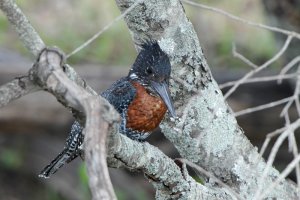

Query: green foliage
left=78, top=163, right=89, bottom=185
left=2, top=0, right=278, bottom=70
left=44, top=190, right=66, bottom=200
left=216, top=28, right=234, bottom=55
left=247, top=31, right=276, bottom=61
left=193, top=176, right=205, bottom=185
left=0, top=148, right=23, bottom=169
left=115, top=189, right=128, bottom=200
left=0, top=16, right=8, bottom=43
left=135, top=190, right=151, bottom=200
left=1, top=0, right=136, bottom=66
left=78, top=163, right=92, bottom=199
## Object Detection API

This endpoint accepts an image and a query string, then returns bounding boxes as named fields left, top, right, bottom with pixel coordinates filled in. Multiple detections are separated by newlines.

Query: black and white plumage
left=39, top=41, right=175, bottom=178
left=39, top=121, right=83, bottom=178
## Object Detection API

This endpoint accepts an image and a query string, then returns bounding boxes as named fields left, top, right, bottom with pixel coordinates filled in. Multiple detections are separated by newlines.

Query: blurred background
left=0, top=0, right=299, bottom=199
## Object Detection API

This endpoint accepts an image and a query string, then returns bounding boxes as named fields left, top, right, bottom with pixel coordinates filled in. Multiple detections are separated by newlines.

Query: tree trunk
left=115, top=0, right=299, bottom=199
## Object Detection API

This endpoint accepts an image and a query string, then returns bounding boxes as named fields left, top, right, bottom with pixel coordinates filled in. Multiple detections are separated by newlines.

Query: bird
left=39, top=41, right=176, bottom=178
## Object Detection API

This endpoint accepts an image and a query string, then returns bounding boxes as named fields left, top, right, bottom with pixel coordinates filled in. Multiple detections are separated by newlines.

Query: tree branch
left=0, top=76, right=39, bottom=108
left=181, top=0, right=300, bottom=40
left=32, top=48, right=231, bottom=199
left=0, top=0, right=45, bottom=56
left=31, top=48, right=118, bottom=200
left=115, top=0, right=299, bottom=199
left=107, top=128, right=233, bottom=199
left=0, top=0, right=96, bottom=106
left=2, top=0, right=299, bottom=199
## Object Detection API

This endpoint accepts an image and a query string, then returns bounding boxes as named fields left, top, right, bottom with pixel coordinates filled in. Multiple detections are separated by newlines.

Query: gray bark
left=30, top=48, right=118, bottom=200
left=0, top=76, right=39, bottom=107
left=115, top=0, right=299, bottom=199
left=0, top=0, right=44, bottom=56
left=1, top=0, right=299, bottom=199
left=30, top=47, right=227, bottom=200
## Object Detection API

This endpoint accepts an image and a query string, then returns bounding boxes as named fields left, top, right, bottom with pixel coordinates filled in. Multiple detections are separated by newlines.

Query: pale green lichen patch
left=176, top=82, right=237, bottom=156
left=114, top=0, right=299, bottom=198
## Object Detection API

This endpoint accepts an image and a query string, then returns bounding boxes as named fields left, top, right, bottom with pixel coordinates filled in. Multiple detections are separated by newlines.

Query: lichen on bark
left=115, top=0, right=299, bottom=199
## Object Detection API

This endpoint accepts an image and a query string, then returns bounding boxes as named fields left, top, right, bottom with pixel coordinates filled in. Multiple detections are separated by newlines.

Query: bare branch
left=116, top=0, right=299, bottom=199
left=0, top=0, right=45, bottom=56
left=0, top=76, right=39, bottom=108
left=259, top=154, right=300, bottom=199
left=181, top=0, right=300, bottom=40
left=180, top=159, right=242, bottom=200
left=224, top=35, right=293, bottom=99
left=67, top=0, right=142, bottom=58
left=219, top=73, right=299, bottom=89
left=0, top=0, right=96, bottom=94
left=232, top=43, right=258, bottom=69
left=254, top=118, right=300, bottom=199
left=258, top=127, right=286, bottom=158
left=107, top=133, right=230, bottom=199
left=32, top=48, right=118, bottom=199
left=278, top=56, right=300, bottom=84
left=2, top=0, right=299, bottom=198
left=0, top=0, right=45, bottom=106
left=234, top=96, right=292, bottom=117
left=84, top=98, right=119, bottom=200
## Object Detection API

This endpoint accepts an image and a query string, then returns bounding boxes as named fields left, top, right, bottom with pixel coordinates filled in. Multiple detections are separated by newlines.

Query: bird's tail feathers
left=39, top=149, right=71, bottom=178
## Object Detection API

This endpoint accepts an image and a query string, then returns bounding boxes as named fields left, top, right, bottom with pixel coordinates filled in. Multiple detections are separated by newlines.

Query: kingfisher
left=39, top=41, right=176, bottom=178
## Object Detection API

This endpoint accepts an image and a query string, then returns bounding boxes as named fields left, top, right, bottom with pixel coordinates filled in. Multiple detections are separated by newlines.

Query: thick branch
left=84, top=98, right=119, bottom=200
left=31, top=48, right=118, bottom=200
left=0, top=0, right=45, bottom=56
left=0, top=0, right=224, bottom=199
left=0, top=76, right=39, bottom=108
left=115, top=0, right=298, bottom=199
left=2, top=0, right=297, bottom=198
left=0, top=0, right=45, bottom=106
left=32, top=49, right=230, bottom=199
left=107, top=130, right=232, bottom=200
left=0, top=0, right=96, bottom=107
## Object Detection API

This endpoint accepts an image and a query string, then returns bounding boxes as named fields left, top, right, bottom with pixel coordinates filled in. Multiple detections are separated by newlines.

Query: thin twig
left=67, top=0, right=142, bottom=58
left=278, top=56, right=300, bottom=84
left=180, top=159, right=243, bottom=200
left=258, top=154, right=300, bottom=199
left=181, top=0, right=300, bottom=40
left=232, top=43, right=258, bottom=69
left=234, top=97, right=293, bottom=117
left=0, top=0, right=45, bottom=56
left=294, top=65, right=300, bottom=117
left=280, top=66, right=300, bottom=117
left=282, top=66, right=300, bottom=190
left=34, top=48, right=118, bottom=199
left=224, top=35, right=293, bottom=99
left=254, top=118, right=300, bottom=199
left=219, top=73, right=299, bottom=89
left=285, top=114, right=300, bottom=190
left=0, top=76, right=40, bottom=108
left=258, top=127, right=287, bottom=158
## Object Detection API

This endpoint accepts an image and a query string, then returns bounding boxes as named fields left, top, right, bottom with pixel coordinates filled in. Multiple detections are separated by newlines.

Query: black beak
left=151, top=81, right=176, bottom=118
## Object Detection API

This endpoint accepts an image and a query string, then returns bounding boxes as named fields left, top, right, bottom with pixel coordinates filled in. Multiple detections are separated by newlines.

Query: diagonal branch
left=33, top=48, right=230, bottom=200
left=0, top=0, right=45, bottom=56
left=0, top=76, right=39, bottom=108
left=31, top=48, right=118, bottom=200
left=1, top=1, right=228, bottom=198
left=181, top=0, right=300, bottom=40
left=107, top=130, right=232, bottom=199
left=115, top=0, right=299, bottom=199
left=2, top=0, right=299, bottom=199
left=0, top=0, right=96, bottom=107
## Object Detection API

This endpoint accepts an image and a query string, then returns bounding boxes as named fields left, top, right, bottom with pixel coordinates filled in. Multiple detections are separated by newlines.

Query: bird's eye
left=146, top=67, right=153, bottom=75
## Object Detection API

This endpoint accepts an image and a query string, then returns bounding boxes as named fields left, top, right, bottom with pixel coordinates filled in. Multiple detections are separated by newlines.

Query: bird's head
left=128, top=41, right=176, bottom=118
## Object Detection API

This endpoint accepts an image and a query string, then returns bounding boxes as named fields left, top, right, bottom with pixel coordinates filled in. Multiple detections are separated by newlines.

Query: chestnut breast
left=126, top=81, right=167, bottom=132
